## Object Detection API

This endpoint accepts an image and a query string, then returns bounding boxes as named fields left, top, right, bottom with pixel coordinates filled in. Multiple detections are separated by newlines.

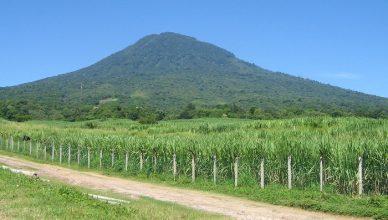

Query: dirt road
left=0, top=155, right=365, bottom=220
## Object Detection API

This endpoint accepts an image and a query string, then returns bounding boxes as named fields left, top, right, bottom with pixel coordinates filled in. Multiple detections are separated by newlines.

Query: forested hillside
left=1, top=32, right=387, bottom=122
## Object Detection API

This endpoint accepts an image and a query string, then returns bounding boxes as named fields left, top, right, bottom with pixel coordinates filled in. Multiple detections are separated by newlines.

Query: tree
left=178, top=103, right=197, bottom=119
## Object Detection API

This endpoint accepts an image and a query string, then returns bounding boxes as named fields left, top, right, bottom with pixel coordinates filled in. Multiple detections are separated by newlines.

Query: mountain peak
left=136, top=32, right=197, bottom=44
left=100, top=32, right=236, bottom=73
left=1, top=32, right=388, bottom=121
left=128, top=32, right=234, bottom=57
left=159, top=31, right=197, bottom=39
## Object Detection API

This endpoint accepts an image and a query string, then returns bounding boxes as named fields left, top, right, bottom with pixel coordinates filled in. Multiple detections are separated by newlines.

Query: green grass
left=0, top=167, right=228, bottom=220
left=1, top=150, right=387, bottom=219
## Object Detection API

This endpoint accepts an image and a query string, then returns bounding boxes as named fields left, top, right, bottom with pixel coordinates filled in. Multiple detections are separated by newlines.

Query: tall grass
left=0, top=117, right=387, bottom=195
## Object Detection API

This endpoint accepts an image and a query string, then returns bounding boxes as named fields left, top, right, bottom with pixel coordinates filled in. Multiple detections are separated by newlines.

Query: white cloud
left=323, top=73, right=361, bottom=80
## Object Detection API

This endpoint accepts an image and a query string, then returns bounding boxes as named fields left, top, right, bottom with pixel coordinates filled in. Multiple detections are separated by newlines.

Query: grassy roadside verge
left=0, top=167, right=228, bottom=220
left=1, top=150, right=387, bottom=219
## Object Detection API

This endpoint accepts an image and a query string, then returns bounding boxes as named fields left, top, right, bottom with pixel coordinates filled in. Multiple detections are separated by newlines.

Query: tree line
left=1, top=99, right=387, bottom=123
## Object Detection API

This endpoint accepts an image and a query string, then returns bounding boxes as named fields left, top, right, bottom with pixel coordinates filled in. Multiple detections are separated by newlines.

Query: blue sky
left=1, top=0, right=387, bottom=97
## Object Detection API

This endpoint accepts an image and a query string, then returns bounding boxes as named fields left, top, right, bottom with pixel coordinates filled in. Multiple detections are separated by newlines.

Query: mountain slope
left=1, top=32, right=387, bottom=120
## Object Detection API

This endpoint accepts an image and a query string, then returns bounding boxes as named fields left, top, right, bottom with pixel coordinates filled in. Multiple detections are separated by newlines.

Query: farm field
left=0, top=117, right=387, bottom=218
left=0, top=167, right=228, bottom=220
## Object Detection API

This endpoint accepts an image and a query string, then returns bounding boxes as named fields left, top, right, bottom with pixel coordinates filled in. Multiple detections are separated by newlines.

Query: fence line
left=0, top=136, right=367, bottom=194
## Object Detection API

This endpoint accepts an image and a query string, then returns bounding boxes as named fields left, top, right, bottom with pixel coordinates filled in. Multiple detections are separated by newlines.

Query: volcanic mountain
left=1, top=32, right=387, bottom=119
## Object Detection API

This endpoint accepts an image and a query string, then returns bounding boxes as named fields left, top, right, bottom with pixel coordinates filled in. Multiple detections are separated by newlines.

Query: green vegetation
left=0, top=117, right=387, bottom=218
left=0, top=168, right=227, bottom=219
left=1, top=32, right=388, bottom=121
left=0, top=117, right=387, bottom=194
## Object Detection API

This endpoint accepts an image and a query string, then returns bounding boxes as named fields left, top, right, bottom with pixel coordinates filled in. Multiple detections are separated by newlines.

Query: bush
left=139, top=115, right=158, bottom=124
left=84, top=121, right=98, bottom=129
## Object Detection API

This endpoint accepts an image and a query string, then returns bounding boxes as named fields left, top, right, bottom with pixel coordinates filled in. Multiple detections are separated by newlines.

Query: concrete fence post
left=77, top=148, right=80, bottom=165
left=358, top=156, right=363, bottom=195
left=320, top=156, right=324, bottom=192
left=125, top=151, right=129, bottom=171
left=140, top=153, right=144, bottom=171
left=51, top=145, right=55, bottom=161
left=59, top=145, right=62, bottom=164
left=99, top=149, right=103, bottom=169
left=87, top=148, right=91, bottom=169
left=260, top=158, right=265, bottom=189
left=111, top=149, right=115, bottom=167
left=234, top=157, right=239, bottom=187
left=11, top=136, right=14, bottom=151
left=153, top=154, right=157, bottom=171
left=288, top=155, right=292, bottom=190
left=173, top=153, right=177, bottom=181
left=29, top=141, right=32, bottom=155
left=213, top=155, right=217, bottom=185
left=191, top=154, right=196, bottom=183
left=68, top=145, right=71, bottom=166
